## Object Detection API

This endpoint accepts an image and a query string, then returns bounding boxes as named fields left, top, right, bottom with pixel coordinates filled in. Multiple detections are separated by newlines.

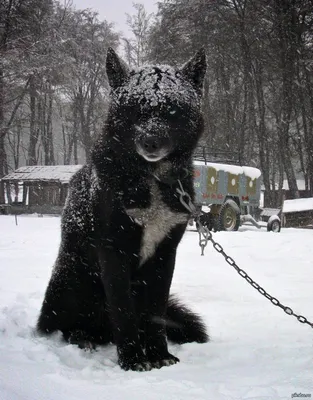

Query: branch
left=6, top=77, right=31, bottom=129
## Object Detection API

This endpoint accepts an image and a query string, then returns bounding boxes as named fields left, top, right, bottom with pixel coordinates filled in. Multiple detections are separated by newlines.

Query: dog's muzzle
left=135, top=121, right=172, bottom=162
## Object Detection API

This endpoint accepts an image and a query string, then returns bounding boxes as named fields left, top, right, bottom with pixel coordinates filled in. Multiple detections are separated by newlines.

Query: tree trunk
left=27, top=76, right=39, bottom=166
left=254, top=62, right=274, bottom=206
left=46, top=86, right=55, bottom=165
left=304, top=68, right=313, bottom=195
left=0, top=68, right=7, bottom=178
left=274, top=0, right=299, bottom=198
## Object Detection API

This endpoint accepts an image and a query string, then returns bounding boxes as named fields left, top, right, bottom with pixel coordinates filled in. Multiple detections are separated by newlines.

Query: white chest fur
left=126, top=182, right=188, bottom=266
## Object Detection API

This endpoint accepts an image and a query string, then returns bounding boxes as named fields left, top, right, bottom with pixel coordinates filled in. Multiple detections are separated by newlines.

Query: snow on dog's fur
left=37, top=48, right=208, bottom=371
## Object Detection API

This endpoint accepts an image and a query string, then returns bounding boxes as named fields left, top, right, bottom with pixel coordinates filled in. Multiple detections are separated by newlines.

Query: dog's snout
left=141, top=136, right=162, bottom=153
left=135, top=132, right=171, bottom=162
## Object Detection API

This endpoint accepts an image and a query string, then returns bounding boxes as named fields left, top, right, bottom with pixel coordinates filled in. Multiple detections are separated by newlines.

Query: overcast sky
left=72, top=0, right=158, bottom=35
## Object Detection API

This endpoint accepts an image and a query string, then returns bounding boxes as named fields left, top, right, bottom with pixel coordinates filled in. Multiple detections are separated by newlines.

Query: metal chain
left=176, top=180, right=313, bottom=330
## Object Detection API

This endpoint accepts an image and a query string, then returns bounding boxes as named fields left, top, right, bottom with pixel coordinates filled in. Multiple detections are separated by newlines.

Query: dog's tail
left=164, top=295, right=209, bottom=344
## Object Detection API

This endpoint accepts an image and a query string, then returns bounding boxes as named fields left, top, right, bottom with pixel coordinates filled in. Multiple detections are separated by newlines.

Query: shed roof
left=282, top=197, right=313, bottom=213
left=1, top=165, right=82, bottom=184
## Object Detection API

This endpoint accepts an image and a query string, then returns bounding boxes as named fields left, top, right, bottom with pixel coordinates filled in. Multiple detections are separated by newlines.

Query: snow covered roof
left=193, top=161, right=261, bottom=180
left=1, top=165, right=82, bottom=184
left=282, top=197, right=313, bottom=213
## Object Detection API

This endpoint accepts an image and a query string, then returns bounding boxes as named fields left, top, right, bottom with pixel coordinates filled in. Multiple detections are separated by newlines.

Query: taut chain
left=176, top=180, right=313, bottom=330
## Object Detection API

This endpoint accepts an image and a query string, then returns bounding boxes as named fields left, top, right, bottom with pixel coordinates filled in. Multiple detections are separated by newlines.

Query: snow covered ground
left=0, top=215, right=312, bottom=400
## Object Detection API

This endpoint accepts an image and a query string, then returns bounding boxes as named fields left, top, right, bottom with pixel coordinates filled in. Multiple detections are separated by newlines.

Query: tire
left=267, top=218, right=281, bottom=232
left=218, top=200, right=241, bottom=232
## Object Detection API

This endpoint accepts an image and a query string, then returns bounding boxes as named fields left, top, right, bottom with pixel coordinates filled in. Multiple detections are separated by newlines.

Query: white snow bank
left=1, top=215, right=313, bottom=400
left=283, top=197, right=313, bottom=213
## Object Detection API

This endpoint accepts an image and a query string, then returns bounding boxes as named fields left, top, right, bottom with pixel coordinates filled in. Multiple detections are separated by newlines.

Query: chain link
left=176, top=181, right=313, bottom=330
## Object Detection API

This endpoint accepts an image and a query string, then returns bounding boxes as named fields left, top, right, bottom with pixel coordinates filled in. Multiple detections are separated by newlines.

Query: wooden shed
left=282, top=197, right=313, bottom=228
left=0, top=165, right=82, bottom=215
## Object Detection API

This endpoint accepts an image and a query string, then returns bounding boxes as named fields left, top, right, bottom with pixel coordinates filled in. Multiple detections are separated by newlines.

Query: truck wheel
left=218, top=200, right=241, bottom=231
left=267, top=218, right=281, bottom=232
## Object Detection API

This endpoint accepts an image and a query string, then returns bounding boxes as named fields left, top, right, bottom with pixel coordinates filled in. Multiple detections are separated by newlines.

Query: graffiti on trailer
left=193, top=162, right=261, bottom=208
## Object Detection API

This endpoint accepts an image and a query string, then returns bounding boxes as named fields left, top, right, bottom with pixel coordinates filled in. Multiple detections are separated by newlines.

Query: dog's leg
left=98, top=247, right=151, bottom=371
left=143, top=224, right=186, bottom=369
left=131, top=279, right=149, bottom=349
left=37, top=243, right=84, bottom=336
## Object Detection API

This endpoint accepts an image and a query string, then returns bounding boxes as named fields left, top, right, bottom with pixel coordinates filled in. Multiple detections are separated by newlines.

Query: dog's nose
left=135, top=131, right=171, bottom=161
left=141, top=136, right=162, bottom=153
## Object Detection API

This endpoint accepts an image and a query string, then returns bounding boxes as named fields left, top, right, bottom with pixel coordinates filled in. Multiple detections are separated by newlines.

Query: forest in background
left=1, top=0, right=313, bottom=206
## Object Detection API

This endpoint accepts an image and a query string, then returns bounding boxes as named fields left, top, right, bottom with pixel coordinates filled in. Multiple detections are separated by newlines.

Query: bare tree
left=59, top=9, right=119, bottom=161
left=1, top=0, right=120, bottom=172
left=147, top=0, right=313, bottom=205
left=124, top=2, right=153, bottom=67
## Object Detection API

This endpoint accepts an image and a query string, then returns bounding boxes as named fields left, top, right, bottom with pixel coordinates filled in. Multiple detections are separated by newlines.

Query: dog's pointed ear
left=106, top=47, right=129, bottom=89
left=180, top=48, right=207, bottom=91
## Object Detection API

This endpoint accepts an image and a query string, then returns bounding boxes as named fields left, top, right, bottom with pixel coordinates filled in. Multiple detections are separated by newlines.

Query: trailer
left=192, top=147, right=281, bottom=232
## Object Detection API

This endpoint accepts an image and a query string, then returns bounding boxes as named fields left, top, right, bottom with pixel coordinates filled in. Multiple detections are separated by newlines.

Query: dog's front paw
left=117, top=348, right=151, bottom=372
left=148, top=353, right=180, bottom=369
left=66, top=330, right=97, bottom=351
left=118, top=357, right=153, bottom=372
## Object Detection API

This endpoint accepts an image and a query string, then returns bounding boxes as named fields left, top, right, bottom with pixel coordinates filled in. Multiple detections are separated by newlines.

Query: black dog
left=37, top=48, right=208, bottom=371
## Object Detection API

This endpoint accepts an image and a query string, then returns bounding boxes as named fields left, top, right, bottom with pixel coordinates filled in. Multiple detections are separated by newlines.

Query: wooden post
left=59, top=183, right=62, bottom=206
left=22, top=183, right=28, bottom=205
left=5, top=181, right=12, bottom=204
left=281, top=191, right=286, bottom=228
left=0, top=180, right=4, bottom=203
